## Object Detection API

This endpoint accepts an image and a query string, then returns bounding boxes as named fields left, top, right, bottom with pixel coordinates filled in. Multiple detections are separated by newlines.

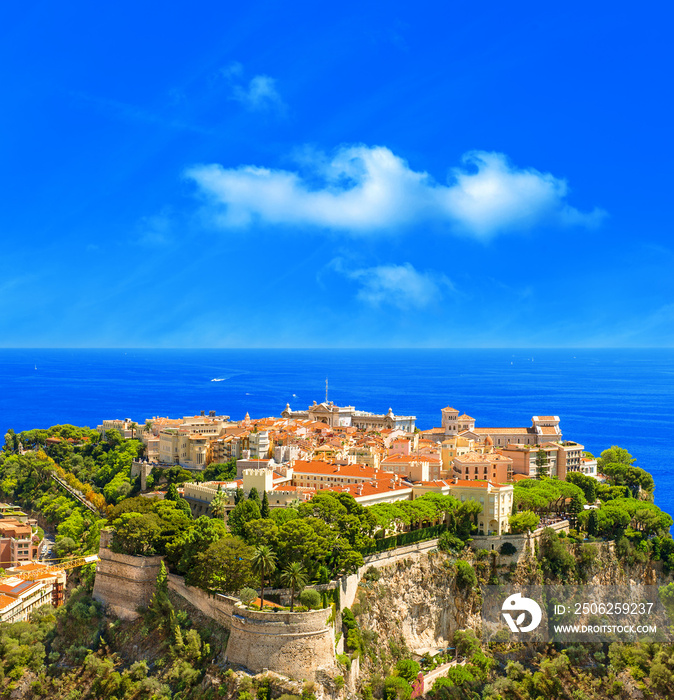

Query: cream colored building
left=380, top=455, right=442, bottom=482
left=425, top=406, right=564, bottom=448
left=346, top=445, right=381, bottom=470
left=158, top=430, right=210, bottom=469
left=249, top=431, right=271, bottom=459
left=412, top=478, right=514, bottom=536
left=182, top=468, right=309, bottom=518
left=282, top=401, right=416, bottom=432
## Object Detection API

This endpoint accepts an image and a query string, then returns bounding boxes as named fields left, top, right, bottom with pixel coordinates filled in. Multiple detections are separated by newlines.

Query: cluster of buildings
left=0, top=503, right=66, bottom=623
left=0, top=504, right=40, bottom=567
left=101, top=400, right=597, bottom=537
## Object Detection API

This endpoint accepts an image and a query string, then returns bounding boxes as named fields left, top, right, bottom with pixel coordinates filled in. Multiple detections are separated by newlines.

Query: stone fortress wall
left=93, top=521, right=568, bottom=680
left=227, top=604, right=336, bottom=681
left=92, top=530, right=164, bottom=620
left=93, top=532, right=337, bottom=681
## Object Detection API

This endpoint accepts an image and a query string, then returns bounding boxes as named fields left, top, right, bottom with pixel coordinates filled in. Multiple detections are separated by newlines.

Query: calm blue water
left=1, top=349, right=673, bottom=517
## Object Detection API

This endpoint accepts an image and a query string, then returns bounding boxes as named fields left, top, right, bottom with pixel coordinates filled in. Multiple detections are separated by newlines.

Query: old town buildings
left=104, top=401, right=593, bottom=537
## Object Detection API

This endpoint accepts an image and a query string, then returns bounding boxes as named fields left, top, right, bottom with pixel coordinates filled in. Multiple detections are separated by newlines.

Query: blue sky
left=1, top=1, right=673, bottom=348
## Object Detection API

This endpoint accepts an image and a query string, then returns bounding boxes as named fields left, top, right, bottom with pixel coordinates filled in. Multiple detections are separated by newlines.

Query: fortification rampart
left=226, top=602, right=337, bottom=681
left=167, top=573, right=236, bottom=627
left=92, top=533, right=338, bottom=681
left=92, top=544, right=164, bottom=620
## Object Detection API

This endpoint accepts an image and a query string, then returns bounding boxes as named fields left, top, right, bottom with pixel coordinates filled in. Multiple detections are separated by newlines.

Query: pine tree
left=261, top=491, right=270, bottom=519
left=147, top=561, right=174, bottom=629
left=172, top=624, right=184, bottom=650
left=588, top=509, right=598, bottom=537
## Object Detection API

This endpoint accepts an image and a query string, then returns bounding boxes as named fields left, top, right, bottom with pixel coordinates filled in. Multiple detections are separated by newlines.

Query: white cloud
left=333, top=260, right=452, bottom=310
left=231, top=75, right=285, bottom=112
left=221, top=63, right=286, bottom=113
left=186, top=146, right=604, bottom=238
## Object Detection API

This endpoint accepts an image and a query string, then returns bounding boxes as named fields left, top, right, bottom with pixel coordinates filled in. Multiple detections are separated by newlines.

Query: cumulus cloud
left=186, top=146, right=605, bottom=238
left=332, top=260, right=452, bottom=310
left=221, top=63, right=286, bottom=112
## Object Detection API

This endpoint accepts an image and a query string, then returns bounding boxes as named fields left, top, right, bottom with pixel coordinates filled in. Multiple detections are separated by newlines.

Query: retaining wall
left=469, top=519, right=570, bottom=563
left=167, top=574, right=236, bottom=627
left=339, top=537, right=441, bottom=611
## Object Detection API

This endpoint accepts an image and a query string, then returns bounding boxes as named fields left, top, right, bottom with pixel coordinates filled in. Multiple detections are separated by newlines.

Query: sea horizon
left=2, top=347, right=672, bottom=518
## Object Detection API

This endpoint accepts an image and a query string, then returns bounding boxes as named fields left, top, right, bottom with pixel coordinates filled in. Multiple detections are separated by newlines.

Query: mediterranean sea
left=1, top=348, right=673, bottom=517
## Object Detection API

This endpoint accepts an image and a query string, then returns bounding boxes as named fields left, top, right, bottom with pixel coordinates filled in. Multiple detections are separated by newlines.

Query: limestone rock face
left=353, top=553, right=482, bottom=654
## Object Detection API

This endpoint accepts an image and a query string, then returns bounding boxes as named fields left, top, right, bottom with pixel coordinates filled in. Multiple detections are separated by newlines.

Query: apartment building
left=0, top=577, right=56, bottom=623
left=0, top=519, right=38, bottom=568
left=452, top=451, right=513, bottom=483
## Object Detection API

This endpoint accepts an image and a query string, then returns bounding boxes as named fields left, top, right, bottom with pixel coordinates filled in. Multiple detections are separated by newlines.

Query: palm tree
left=280, top=562, right=307, bottom=612
left=251, top=545, right=277, bottom=611
left=129, top=422, right=138, bottom=439
left=210, top=491, right=228, bottom=520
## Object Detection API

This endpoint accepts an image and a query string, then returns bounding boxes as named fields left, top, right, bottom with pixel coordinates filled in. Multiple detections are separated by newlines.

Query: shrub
left=539, top=528, right=576, bottom=580
left=363, top=566, right=381, bottom=582
left=239, top=587, right=258, bottom=605
left=454, top=629, right=480, bottom=659
left=475, top=548, right=489, bottom=561
left=334, top=676, right=345, bottom=691
left=455, top=560, right=477, bottom=591
left=384, top=675, right=411, bottom=700
left=499, top=542, right=517, bottom=556
left=336, top=653, right=351, bottom=671
left=438, top=532, right=465, bottom=554
left=395, top=659, right=421, bottom=682
left=346, top=628, right=362, bottom=654
left=299, top=588, right=322, bottom=610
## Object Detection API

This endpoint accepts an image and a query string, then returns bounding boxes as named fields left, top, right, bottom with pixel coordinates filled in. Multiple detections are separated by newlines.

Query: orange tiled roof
left=292, top=461, right=378, bottom=478
left=381, top=455, right=441, bottom=464
left=0, top=593, right=17, bottom=610
left=448, top=479, right=511, bottom=489
left=454, top=452, right=507, bottom=464
left=322, top=476, right=413, bottom=499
